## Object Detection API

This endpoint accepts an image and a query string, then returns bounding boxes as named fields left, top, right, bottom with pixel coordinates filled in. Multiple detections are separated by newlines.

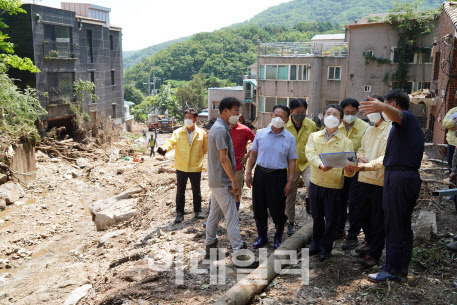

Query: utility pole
left=143, top=60, right=160, bottom=96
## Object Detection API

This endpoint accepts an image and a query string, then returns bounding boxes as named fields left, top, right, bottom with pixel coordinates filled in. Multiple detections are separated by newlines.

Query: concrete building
left=207, top=86, right=244, bottom=121
left=428, top=2, right=457, bottom=144
left=255, top=15, right=436, bottom=127
left=4, top=2, right=124, bottom=135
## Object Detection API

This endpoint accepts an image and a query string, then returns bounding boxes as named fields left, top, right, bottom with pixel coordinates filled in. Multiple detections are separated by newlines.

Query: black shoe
left=287, top=222, right=295, bottom=236
left=342, top=238, right=359, bottom=250
left=253, top=219, right=268, bottom=248
left=319, top=251, right=332, bottom=261
left=174, top=214, right=184, bottom=224
left=358, top=255, right=379, bottom=269
left=194, top=212, right=205, bottom=219
left=447, top=241, right=457, bottom=252
left=309, top=245, right=319, bottom=256
left=204, top=239, right=218, bottom=259
left=355, top=242, right=369, bottom=256
left=274, top=223, right=285, bottom=250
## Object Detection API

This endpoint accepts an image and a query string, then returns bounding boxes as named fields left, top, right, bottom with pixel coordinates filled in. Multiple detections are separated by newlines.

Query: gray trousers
left=285, top=166, right=311, bottom=223
left=205, top=186, right=244, bottom=251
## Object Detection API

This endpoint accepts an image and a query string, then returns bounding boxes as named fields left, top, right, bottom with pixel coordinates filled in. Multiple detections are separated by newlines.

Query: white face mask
left=367, top=113, right=382, bottom=123
left=324, top=115, right=340, bottom=128
left=382, top=112, right=391, bottom=122
left=343, top=115, right=356, bottom=124
left=228, top=114, right=240, bottom=125
left=184, top=119, right=194, bottom=127
left=271, top=117, right=285, bottom=129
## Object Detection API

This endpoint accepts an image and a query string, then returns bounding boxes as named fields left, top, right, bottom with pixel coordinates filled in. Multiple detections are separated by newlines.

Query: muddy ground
left=0, top=125, right=456, bottom=305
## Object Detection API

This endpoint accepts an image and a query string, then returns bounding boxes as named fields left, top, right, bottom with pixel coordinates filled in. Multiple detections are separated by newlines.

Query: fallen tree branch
left=215, top=222, right=313, bottom=305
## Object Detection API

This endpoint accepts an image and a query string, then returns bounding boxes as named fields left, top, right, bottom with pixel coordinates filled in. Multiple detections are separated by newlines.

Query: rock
left=116, top=168, right=124, bottom=175
left=50, top=158, right=61, bottom=163
left=98, top=229, right=126, bottom=247
left=35, top=150, right=49, bottom=161
left=413, top=210, right=438, bottom=241
left=63, top=284, right=92, bottom=305
left=16, top=183, right=25, bottom=198
left=0, top=174, right=7, bottom=185
left=155, top=155, right=165, bottom=161
left=331, top=249, right=344, bottom=258
left=261, top=298, right=275, bottom=305
left=0, top=198, right=6, bottom=210
left=90, top=189, right=142, bottom=231
left=0, top=182, right=19, bottom=204
left=76, top=158, right=91, bottom=168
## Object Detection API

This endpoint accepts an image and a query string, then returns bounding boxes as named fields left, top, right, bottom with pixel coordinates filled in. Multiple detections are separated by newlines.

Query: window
left=328, top=66, right=341, bottom=80
left=47, top=72, right=74, bottom=103
left=277, top=97, right=287, bottom=106
left=298, top=65, right=309, bottom=81
left=278, top=65, right=289, bottom=80
left=365, top=50, right=374, bottom=57
left=392, top=81, right=413, bottom=94
left=109, top=35, right=114, bottom=51
left=111, top=70, right=115, bottom=86
left=112, top=104, right=117, bottom=119
left=89, top=71, right=95, bottom=83
left=44, top=25, right=72, bottom=58
left=259, top=65, right=265, bottom=80
left=364, top=85, right=372, bottom=93
left=391, top=46, right=399, bottom=63
left=266, top=65, right=277, bottom=79
left=391, top=46, right=414, bottom=63
left=212, top=102, right=219, bottom=110
left=290, top=65, right=297, bottom=80
left=433, top=51, right=440, bottom=80
left=259, top=97, right=265, bottom=112
left=265, top=97, right=276, bottom=112
left=419, top=48, right=432, bottom=64
left=87, top=30, right=93, bottom=63
left=417, top=82, right=431, bottom=90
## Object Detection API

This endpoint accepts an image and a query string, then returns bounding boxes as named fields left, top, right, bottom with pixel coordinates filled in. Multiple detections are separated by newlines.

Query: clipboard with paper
left=319, top=151, right=357, bottom=168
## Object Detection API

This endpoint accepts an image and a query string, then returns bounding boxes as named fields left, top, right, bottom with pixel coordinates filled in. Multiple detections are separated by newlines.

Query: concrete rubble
left=413, top=210, right=438, bottom=241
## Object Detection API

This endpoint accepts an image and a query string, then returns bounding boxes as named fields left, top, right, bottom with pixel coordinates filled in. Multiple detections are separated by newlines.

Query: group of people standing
left=156, top=88, right=424, bottom=284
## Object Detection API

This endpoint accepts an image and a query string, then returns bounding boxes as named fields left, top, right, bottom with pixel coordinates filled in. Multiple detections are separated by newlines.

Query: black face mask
left=292, top=113, right=305, bottom=123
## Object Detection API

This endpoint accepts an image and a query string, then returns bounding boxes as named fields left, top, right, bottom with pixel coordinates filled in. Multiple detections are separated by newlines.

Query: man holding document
left=305, top=104, right=355, bottom=261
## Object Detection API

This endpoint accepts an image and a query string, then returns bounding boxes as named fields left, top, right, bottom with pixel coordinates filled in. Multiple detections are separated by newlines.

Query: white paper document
left=319, top=151, right=357, bottom=168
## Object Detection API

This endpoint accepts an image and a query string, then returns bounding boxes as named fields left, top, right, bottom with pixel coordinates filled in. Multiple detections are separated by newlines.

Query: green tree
left=0, top=0, right=38, bottom=72
left=124, top=83, right=145, bottom=105
left=146, top=83, right=180, bottom=119
left=131, top=100, right=149, bottom=123
left=175, top=72, right=207, bottom=111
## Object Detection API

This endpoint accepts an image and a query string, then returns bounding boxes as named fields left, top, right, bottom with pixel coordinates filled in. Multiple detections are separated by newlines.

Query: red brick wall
left=429, top=9, right=457, bottom=144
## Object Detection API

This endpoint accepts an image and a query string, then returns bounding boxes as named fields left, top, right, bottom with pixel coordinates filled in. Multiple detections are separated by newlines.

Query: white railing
left=259, top=42, right=348, bottom=57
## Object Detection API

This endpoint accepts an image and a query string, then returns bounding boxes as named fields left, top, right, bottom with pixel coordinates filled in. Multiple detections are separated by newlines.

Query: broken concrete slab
left=413, top=210, right=438, bottom=241
left=98, top=229, right=126, bottom=247
left=90, top=189, right=142, bottom=231
left=63, top=284, right=92, bottom=305
left=0, top=182, right=20, bottom=204
left=76, top=158, right=91, bottom=168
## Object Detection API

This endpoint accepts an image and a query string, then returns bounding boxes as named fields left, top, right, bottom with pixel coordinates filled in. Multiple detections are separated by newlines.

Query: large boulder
left=413, top=210, right=438, bottom=241
left=0, top=182, right=20, bottom=204
left=90, top=189, right=142, bottom=231
left=76, top=158, right=91, bottom=168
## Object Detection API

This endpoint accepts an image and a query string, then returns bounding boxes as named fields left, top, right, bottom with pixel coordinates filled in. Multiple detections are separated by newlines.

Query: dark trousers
left=150, top=146, right=155, bottom=157
left=359, top=182, right=385, bottom=260
left=336, top=174, right=362, bottom=240
left=447, top=144, right=455, bottom=174
left=176, top=170, right=202, bottom=215
left=309, top=182, right=342, bottom=253
left=252, top=166, right=288, bottom=226
left=383, top=169, right=421, bottom=275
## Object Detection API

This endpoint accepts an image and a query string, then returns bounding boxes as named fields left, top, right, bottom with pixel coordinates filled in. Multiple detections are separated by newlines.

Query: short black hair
left=272, top=104, right=291, bottom=117
left=371, top=95, right=384, bottom=102
left=340, top=98, right=359, bottom=110
left=325, top=104, right=344, bottom=119
left=289, top=98, right=308, bottom=111
left=184, top=108, right=198, bottom=118
left=219, top=97, right=241, bottom=113
left=384, top=89, right=410, bottom=110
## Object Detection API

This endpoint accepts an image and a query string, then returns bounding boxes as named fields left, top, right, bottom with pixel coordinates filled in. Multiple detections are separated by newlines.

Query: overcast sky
left=23, top=0, right=291, bottom=51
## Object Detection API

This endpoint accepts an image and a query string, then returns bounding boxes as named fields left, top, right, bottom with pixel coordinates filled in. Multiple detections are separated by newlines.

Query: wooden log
left=214, top=222, right=313, bottom=305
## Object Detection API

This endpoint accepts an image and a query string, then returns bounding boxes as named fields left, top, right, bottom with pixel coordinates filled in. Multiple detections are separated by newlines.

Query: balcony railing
left=43, top=41, right=79, bottom=60
left=259, top=42, right=348, bottom=57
